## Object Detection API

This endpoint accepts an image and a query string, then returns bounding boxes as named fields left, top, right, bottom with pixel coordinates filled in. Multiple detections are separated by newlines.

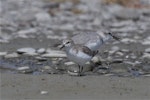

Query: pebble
left=94, top=66, right=110, bottom=74
left=111, top=59, right=124, bottom=64
left=142, top=37, right=150, bottom=45
left=111, top=46, right=120, bottom=51
left=35, top=12, right=51, bottom=22
left=142, top=65, right=150, bottom=72
left=142, top=53, right=150, bottom=59
left=142, top=41, right=150, bottom=45
left=17, top=66, right=30, bottom=71
left=4, top=53, right=19, bottom=58
left=40, top=66, right=57, bottom=74
left=0, top=39, right=9, bottom=43
left=42, top=53, right=67, bottom=58
left=121, top=49, right=129, bottom=53
left=91, top=56, right=103, bottom=65
left=115, top=51, right=124, bottom=56
left=17, top=28, right=37, bottom=36
left=142, top=74, right=150, bottom=77
left=64, top=62, right=75, bottom=66
left=42, top=49, right=67, bottom=58
left=121, top=38, right=137, bottom=44
left=58, top=24, right=74, bottom=31
left=145, top=48, right=150, bottom=53
left=109, top=46, right=120, bottom=54
left=68, top=65, right=79, bottom=73
left=40, top=91, right=48, bottom=95
left=35, top=56, right=47, bottom=61
left=17, top=47, right=36, bottom=54
left=37, top=48, right=46, bottom=54
left=114, top=8, right=140, bottom=20
left=0, top=52, right=7, bottom=56
left=24, top=52, right=38, bottom=56
left=109, top=20, right=134, bottom=28
left=67, top=70, right=80, bottom=76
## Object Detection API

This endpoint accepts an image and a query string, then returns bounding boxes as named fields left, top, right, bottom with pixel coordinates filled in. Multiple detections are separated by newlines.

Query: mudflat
left=1, top=73, right=150, bottom=100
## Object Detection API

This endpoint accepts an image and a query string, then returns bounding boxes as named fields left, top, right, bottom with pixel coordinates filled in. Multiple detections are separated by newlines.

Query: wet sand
left=1, top=73, right=150, bottom=100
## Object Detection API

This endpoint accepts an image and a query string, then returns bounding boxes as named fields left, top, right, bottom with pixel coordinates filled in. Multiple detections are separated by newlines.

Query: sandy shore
left=0, top=73, right=150, bottom=100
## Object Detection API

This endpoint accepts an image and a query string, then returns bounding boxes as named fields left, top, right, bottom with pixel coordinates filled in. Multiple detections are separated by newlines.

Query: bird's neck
left=65, top=46, right=72, bottom=52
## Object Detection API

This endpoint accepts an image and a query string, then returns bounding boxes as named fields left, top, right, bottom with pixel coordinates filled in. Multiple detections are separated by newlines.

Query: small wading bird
left=60, top=32, right=120, bottom=76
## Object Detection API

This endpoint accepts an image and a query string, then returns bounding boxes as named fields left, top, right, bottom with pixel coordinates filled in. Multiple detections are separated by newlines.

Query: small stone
left=4, top=53, right=19, bottom=58
left=111, top=59, right=123, bottom=64
left=37, top=48, right=46, bottom=54
left=17, top=66, right=30, bottom=71
left=121, top=38, right=137, bottom=44
left=35, top=12, right=51, bottom=22
left=24, top=52, right=38, bottom=56
left=130, top=55, right=137, bottom=59
left=0, top=52, right=7, bottom=56
left=35, top=56, right=47, bottom=61
left=64, top=62, right=75, bottom=66
left=17, top=47, right=36, bottom=54
left=0, top=39, right=9, bottom=43
left=94, top=65, right=110, bottom=74
left=17, top=66, right=33, bottom=74
left=145, top=48, right=150, bottom=53
left=124, top=61, right=135, bottom=65
left=143, top=74, right=150, bottom=77
left=110, top=46, right=120, bottom=54
left=43, top=66, right=51, bottom=70
left=91, top=56, right=102, bottom=65
left=40, top=66, right=57, bottom=74
left=111, top=46, right=120, bottom=52
left=142, top=41, right=150, bottom=45
left=109, top=20, right=134, bottom=28
left=43, top=2, right=59, bottom=9
left=17, top=28, right=37, bottom=36
left=40, top=91, right=48, bottom=95
left=143, top=65, right=150, bottom=71
left=42, top=50, right=67, bottom=58
left=42, top=53, right=66, bottom=58
left=59, top=24, right=74, bottom=31
left=114, top=8, right=140, bottom=20
left=67, top=70, right=80, bottom=76
left=142, top=37, right=150, bottom=45
left=115, top=51, right=124, bottom=56
left=121, top=49, right=129, bottom=52
left=142, top=53, right=150, bottom=59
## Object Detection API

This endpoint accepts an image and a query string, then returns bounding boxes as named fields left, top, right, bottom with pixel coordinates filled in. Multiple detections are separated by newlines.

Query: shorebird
left=60, top=39, right=98, bottom=75
left=60, top=32, right=119, bottom=75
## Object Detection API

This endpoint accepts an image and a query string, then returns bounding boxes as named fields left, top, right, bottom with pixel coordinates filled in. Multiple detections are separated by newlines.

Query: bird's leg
left=78, top=64, right=81, bottom=74
left=80, top=66, right=83, bottom=73
left=78, top=65, right=83, bottom=76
